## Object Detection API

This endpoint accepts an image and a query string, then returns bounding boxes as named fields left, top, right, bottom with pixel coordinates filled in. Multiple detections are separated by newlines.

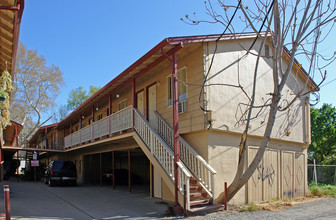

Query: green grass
left=309, top=184, right=336, bottom=197
left=240, top=202, right=260, bottom=212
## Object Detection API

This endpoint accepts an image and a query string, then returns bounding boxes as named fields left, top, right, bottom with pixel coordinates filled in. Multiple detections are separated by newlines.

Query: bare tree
left=183, top=0, right=336, bottom=201
left=11, top=42, right=64, bottom=145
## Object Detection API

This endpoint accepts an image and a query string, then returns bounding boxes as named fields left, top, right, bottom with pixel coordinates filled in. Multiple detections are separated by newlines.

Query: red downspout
left=172, top=52, right=180, bottom=207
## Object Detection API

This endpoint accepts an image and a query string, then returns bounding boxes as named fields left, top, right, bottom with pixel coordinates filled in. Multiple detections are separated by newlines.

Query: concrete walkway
left=0, top=180, right=170, bottom=220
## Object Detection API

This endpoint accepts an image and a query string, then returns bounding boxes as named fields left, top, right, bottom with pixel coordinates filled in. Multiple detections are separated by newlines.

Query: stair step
left=190, top=198, right=211, bottom=207
left=190, top=192, right=207, bottom=198
left=190, top=179, right=197, bottom=184
left=188, top=204, right=224, bottom=215
left=190, top=185, right=203, bottom=191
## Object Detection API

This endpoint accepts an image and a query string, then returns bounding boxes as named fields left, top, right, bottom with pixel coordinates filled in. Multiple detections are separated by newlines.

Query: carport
left=83, top=147, right=150, bottom=193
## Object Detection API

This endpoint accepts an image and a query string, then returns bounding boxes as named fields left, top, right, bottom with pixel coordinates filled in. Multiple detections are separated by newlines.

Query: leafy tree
left=66, top=85, right=101, bottom=111
left=52, top=104, right=69, bottom=123
left=11, top=42, right=64, bottom=145
left=183, top=0, right=336, bottom=201
left=309, top=104, right=336, bottom=164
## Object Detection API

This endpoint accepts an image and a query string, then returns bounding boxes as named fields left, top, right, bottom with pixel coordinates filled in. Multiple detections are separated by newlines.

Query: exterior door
left=137, top=91, right=144, bottom=116
left=147, top=84, right=157, bottom=127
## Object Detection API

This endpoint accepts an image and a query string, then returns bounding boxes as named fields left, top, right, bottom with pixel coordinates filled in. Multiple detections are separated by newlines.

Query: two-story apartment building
left=29, top=33, right=315, bottom=213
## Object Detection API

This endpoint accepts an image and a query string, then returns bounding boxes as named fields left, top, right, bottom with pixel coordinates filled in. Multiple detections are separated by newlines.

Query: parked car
left=45, top=160, right=77, bottom=186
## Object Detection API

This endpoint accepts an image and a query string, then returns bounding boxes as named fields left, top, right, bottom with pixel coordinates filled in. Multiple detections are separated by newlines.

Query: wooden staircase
left=133, top=108, right=223, bottom=215
left=188, top=179, right=223, bottom=215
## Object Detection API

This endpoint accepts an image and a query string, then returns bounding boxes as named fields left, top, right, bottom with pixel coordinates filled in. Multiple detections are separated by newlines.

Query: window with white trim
left=167, top=67, right=187, bottom=106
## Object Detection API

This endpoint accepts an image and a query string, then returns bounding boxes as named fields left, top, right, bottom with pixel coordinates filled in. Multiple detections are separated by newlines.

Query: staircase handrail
left=155, top=111, right=216, bottom=202
left=134, top=108, right=191, bottom=209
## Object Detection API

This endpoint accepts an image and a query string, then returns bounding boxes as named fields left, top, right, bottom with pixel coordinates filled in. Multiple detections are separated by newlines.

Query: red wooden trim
left=0, top=5, right=20, bottom=11
left=128, top=149, right=131, bottom=192
left=109, top=94, right=112, bottom=136
left=57, top=39, right=169, bottom=125
left=172, top=52, right=180, bottom=206
left=10, top=0, right=24, bottom=80
left=132, top=78, right=135, bottom=129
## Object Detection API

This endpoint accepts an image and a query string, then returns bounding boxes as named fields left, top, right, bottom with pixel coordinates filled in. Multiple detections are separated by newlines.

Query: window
left=167, top=67, right=187, bottom=106
left=118, top=99, right=128, bottom=110
left=97, top=114, right=103, bottom=121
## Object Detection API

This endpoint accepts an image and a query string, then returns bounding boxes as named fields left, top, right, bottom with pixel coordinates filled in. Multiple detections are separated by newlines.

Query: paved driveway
left=0, top=180, right=169, bottom=220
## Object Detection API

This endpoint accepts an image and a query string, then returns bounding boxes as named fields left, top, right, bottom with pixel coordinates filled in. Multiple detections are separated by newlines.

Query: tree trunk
left=227, top=93, right=281, bottom=201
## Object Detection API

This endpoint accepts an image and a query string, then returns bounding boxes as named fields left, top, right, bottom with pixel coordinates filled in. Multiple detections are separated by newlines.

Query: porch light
left=82, top=116, right=84, bottom=119
left=116, top=94, right=120, bottom=98
left=96, top=107, right=99, bottom=111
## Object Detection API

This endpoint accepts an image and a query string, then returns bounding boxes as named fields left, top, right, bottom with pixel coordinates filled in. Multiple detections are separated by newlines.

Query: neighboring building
left=0, top=0, right=25, bottom=181
left=28, top=33, right=315, bottom=212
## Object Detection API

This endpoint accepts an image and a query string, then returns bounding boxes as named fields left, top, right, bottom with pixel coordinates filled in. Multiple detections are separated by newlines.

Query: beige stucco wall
left=204, top=39, right=310, bottom=144
left=207, top=129, right=308, bottom=204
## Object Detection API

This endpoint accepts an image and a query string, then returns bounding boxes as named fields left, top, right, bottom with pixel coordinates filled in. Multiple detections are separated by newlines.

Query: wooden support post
left=132, top=78, right=135, bottom=129
left=112, top=151, right=115, bottom=189
left=90, top=154, right=93, bottom=184
left=172, top=52, right=180, bottom=207
left=128, top=149, right=131, bottom=193
left=109, top=94, right=112, bottom=136
left=100, top=153, right=102, bottom=186
left=16, top=150, right=19, bottom=182
left=224, top=182, right=228, bottom=210
left=151, top=163, right=154, bottom=197
left=91, top=106, right=94, bottom=140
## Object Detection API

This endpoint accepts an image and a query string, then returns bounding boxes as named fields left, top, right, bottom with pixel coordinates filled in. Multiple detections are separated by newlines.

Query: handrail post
left=183, top=184, right=187, bottom=216
left=212, top=174, right=216, bottom=204
left=224, top=181, right=227, bottom=210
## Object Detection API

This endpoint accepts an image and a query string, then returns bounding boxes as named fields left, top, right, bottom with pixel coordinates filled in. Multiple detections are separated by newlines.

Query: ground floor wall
left=207, top=130, right=308, bottom=204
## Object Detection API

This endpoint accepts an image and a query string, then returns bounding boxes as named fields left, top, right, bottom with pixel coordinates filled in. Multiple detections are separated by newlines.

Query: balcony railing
left=64, top=106, right=133, bottom=149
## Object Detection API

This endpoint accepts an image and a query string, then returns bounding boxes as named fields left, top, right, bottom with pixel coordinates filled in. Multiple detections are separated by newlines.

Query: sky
left=19, top=0, right=335, bottom=120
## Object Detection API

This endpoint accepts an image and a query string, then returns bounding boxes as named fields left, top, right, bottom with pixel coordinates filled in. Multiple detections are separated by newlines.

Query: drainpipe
left=172, top=52, right=180, bottom=207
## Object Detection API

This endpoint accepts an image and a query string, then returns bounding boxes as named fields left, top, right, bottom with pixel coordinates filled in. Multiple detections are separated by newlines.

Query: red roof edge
left=10, top=120, right=23, bottom=128
left=57, top=38, right=170, bottom=127
left=283, top=46, right=320, bottom=91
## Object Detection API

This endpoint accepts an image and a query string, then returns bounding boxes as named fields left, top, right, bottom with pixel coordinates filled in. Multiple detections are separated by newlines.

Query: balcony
left=64, top=106, right=133, bottom=149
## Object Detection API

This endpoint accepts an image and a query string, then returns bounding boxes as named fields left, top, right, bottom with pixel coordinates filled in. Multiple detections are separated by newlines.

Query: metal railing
left=134, top=108, right=191, bottom=210
left=155, top=111, right=217, bottom=203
